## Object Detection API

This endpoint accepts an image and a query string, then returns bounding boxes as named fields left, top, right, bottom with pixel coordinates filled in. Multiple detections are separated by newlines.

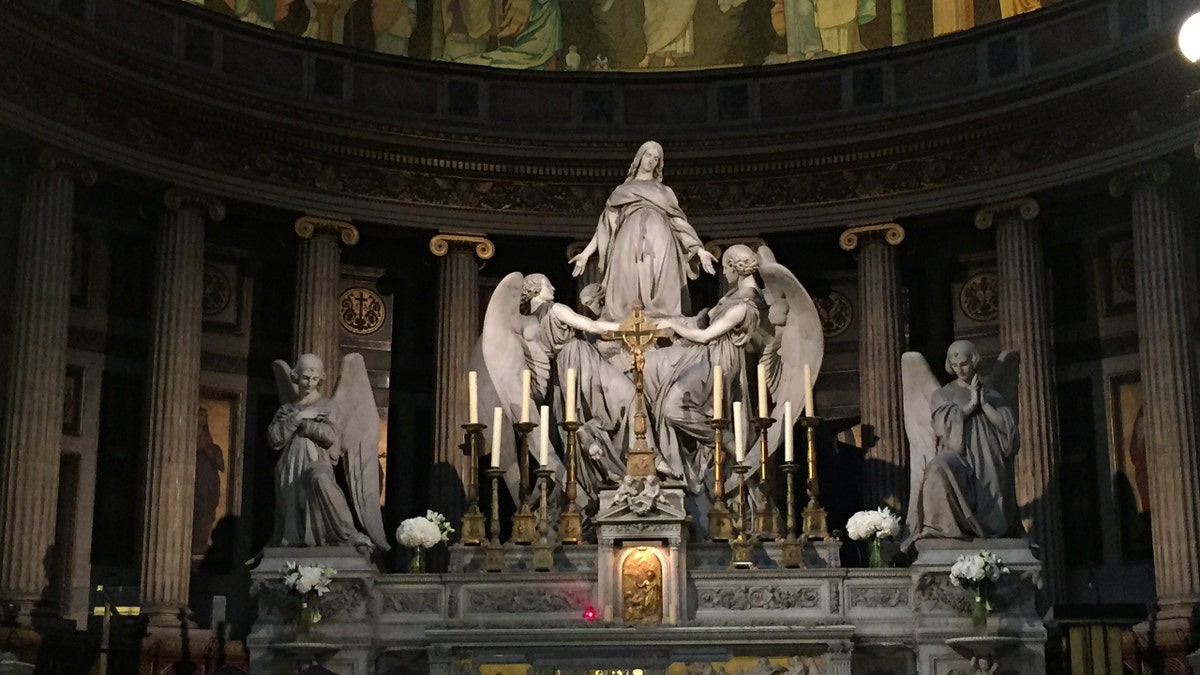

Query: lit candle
left=732, top=401, right=745, bottom=463
left=784, top=401, right=794, bottom=463
left=539, top=405, right=550, bottom=465
left=521, top=369, right=531, bottom=423
left=712, top=365, right=724, bottom=420
left=468, top=371, right=479, bottom=424
left=803, top=364, right=815, bottom=417
left=757, top=362, right=769, bottom=418
left=491, top=407, right=503, bottom=467
left=565, top=368, right=577, bottom=423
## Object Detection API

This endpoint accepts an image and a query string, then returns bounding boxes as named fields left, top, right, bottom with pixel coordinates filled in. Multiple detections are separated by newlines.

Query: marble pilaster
left=1109, top=163, right=1200, bottom=626
left=840, top=223, right=907, bottom=512
left=976, top=197, right=1065, bottom=605
left=429, top=233, right=493, bottom=527
left=139, top=188, right=224, bottom=626
left=293, top=216, right=358, bottom=385
left=0, top=150, right=95, bottom=615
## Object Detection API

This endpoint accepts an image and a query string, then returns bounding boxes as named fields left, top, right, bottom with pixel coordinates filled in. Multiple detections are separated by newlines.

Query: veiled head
left=944, top=340, right=981, bottom=382
left=721, top=244, right=758, bottom=283
left=626, top=141, right=664, bottom=183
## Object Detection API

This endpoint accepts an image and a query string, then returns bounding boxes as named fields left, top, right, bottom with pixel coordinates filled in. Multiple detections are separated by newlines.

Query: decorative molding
left=465, top=588, right=590, bottom=613
left=974, top=197, right=1040, bottom=230
left=838, top=224, right=905, bottom=252
left=848, top=586, right=910, bottom=609
left=430, top=233, right=495, bottom=260
left=295, top=216, right=359, bottom=245
left=381, top=590, right=442, bottom=614
left=696, top=585, right=821, bottom=610
left=163, top=187, right=225, bottom=221
left=703, top=237, right=768, bottom=259
left=1108, top=161, right=1172, bottom=198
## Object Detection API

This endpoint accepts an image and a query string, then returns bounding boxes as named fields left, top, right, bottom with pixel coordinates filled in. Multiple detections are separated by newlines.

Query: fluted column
left=293, top=216, right=358, bottom=384
left=977, top=196, right=1065, bottom=605
left=1109, top=163, right=1200, bottom=625
left=840, top=223, right=907, bottom=512
left=430, top=233, right=494, bottom=525
left=139, top=188, right=224, bottom=626
left=0, top=150, right=95, bottom=615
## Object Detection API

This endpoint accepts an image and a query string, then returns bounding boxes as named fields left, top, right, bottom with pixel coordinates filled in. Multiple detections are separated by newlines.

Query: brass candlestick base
left=559, top=420, right=583, bottom=544
left=752, top=416, right=781, bottom=541
left=531, top=537, right=555, bottom=572
left=780, top=461, right=804, bottom=568
left=460, top=506, right=486, bottom=546
left=802, top=499, right=830, bottom=541
left=460, top=422, right=487, bottom=545
left=708, top=417, right=732, bottom=542
left=511, top=504, right=537, bottom=545
left=558, top=506, right=583, bottom=544
left=532, top=466, right=556, bottom=571
left=484, top=466, right=505, bottom=572
left=730, top=463, right=756, bottom=570
left=780, top=534, right=804, bottom=569
left=798, top=415, right=829, bottom=540
left=708, top=499, right=734, bottom=543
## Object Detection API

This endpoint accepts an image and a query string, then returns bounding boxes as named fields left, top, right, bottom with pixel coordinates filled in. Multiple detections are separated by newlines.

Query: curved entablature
left=0, top=0, right=1197, bottom=235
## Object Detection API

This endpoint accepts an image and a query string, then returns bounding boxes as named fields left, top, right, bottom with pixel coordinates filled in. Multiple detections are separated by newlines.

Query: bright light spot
left=1179, top=10, right=1200, bottom=63
left=582, top=605, right=597, bottom=621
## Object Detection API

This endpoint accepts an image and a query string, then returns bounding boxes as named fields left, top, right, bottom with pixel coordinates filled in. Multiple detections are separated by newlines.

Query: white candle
left=520, top=369, right=531, bottom=423
left=468, top=371, right=479, bottom=424
left=565, top=368, right=577, bottom=422
left=712, top=365, right=723, bottom=420
left=539, top=405, right=550, bottom=465
left=784, top=401, right=794, bottom=463
left=491, top=407, right=503, bottom=467
left=733, top=401, right=745, bottom=463
left=803, top=364, right=815, bottom=417
left=757, top=362, right=769, bottom=418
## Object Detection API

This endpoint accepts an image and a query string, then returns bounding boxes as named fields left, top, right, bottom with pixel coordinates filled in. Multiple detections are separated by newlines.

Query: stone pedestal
left=0, top=150, right=94, bottom=616
left=293, top=216, right=358, bottom=385
left=840, top=223, right=907, bottom=512
left=976, top=197, right=1065, bottom=604
left=140, top=188, right=223, bottom=627
left=1110, top=164, right=1200, bottom=629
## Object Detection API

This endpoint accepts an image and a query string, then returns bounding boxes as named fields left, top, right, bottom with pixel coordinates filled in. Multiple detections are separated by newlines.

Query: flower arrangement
left=845, top=507, right=902, bottom=568
left=281, top=562, right=336, bottom=636
left=949, top=549, right=1009, bottom=628
left=396, top=510, right=453, bottom=572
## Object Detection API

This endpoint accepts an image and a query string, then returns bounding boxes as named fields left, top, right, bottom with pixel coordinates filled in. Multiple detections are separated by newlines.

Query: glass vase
left=408, top=545, right=426, bottom=573
left=295, top=595, right=319, bottom=640
left=971, top=587, right=990, bottom=631
left=866, top=537, right=886, bottom=568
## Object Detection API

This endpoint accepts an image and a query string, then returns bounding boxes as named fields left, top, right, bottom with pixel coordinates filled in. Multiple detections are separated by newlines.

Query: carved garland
left=696, top=585, right=821, bottom=610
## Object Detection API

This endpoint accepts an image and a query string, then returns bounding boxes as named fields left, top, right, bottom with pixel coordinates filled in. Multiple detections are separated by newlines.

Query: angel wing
left=987, top=350, right=1020, bottom=427
left=901, top=351, right=940, bottom=532
left=272, top=359, right=298, bottom=404
left=330, top=352, right=390, bottom=551
left=744, top=245, right=825, bottom=474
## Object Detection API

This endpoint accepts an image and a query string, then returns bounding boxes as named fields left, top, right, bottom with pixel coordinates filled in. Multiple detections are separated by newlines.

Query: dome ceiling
left=191, top=0, right=1050, bottom=70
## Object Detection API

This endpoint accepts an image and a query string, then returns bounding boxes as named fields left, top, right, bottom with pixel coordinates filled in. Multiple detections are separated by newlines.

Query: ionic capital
left=974, top=197, right=1039, bottom=230
left=702, top=237, right=767, bottom=259
left=430, top=232, right=494, bottom=260
left=1108, top=161, right=1171, bottom=198
left=838, top=223, right=905, bottom=252
left=36, top=148, right=97, bottom=187
left=295, top=215, right=358, bottom=245
left=163, top=187, right=225, bottom=222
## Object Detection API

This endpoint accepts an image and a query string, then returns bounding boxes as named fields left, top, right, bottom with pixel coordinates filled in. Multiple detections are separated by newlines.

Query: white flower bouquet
left=281, top=561, right=336, bottom=632
left=949, top=549, right=1009, bottom=627
left=845, top=507, right=902, bottom=541
left=396, top=510, right=453, bottom=572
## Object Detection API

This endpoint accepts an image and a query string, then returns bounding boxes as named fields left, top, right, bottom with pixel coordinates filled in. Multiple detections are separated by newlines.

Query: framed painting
left=1106, top=371, right=1151, bottom=561
left=194, top=389, right=242, bottom=558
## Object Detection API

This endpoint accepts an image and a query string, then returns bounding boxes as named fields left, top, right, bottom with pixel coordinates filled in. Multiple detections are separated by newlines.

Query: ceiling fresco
left=192, top=0, right=1053, bottom=70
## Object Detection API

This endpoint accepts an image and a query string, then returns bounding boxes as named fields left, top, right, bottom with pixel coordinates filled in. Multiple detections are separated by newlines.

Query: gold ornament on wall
left=958, top=271, right=999, bottom=322
left=340, top=286, right=387, bottom=336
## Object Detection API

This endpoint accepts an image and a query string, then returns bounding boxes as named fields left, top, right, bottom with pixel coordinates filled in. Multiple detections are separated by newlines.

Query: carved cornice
left=163, top=187, right=225, bottom=222
left=838, top=223, right=905, bottom=251
left=703, top=237, right=768, bottom=259
left=974, top=197, right=1040, bottom=230
left=37, top=148, right=96, bottom=187
left=430, top=233, right=495, bottom=260
left=1108, top=161, right=1172, bottom=198
left=295, top=215, right=359, bottom=245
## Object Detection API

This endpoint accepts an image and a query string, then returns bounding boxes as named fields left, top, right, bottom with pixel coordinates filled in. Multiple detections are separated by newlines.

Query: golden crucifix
left=603, top=301, right=672, bottom=478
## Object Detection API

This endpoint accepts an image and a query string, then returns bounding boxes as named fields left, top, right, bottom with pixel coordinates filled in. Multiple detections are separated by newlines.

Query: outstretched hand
left=696, top=248, right=717, bottom=275
left=569, top=252, right=590, bottom=277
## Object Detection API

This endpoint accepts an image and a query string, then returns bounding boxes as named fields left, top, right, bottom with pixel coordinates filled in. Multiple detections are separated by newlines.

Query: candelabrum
left=460, top=422, right=486, bottom=545
left=511, top=421, right=538, bottom=545
left=484, top=466, right=505, bottom=572
left=752, top=416, right=781, bottom=540
left=799, top=416, right=829, bottom=540
left=707, top=417, right=734, bottom=542
left=779, top=461, right=804, bottom=568
left=558, top=420, right=583, bottom=544
left=532, top=466, right=556, bottom=571
left=730, top=462, right=756, bottom=569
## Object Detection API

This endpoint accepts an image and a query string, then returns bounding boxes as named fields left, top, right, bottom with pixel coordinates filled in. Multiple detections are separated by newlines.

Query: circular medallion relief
left=959, top=271, right=999, bottom=322
left=340, top=286, right=386, bottom=336
left=201, top=264, right=231, bottom=317
left=814, top=291, right=853, bottom=338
